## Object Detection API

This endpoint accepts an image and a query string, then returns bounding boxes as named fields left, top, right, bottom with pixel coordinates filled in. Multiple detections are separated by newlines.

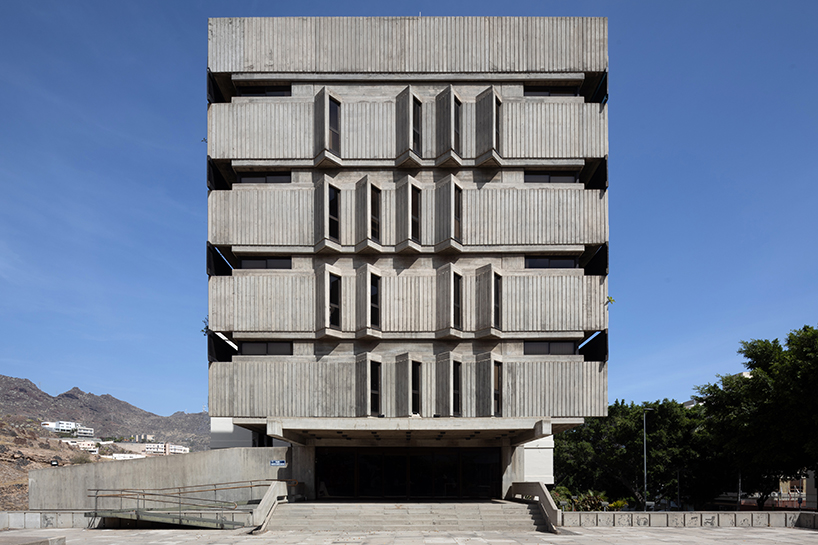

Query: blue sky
left=0, top=1, right=815, bottom=416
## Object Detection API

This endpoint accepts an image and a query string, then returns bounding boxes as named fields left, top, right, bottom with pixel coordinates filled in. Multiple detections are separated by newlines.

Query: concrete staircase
left=267, top=501, right=548, bottom=532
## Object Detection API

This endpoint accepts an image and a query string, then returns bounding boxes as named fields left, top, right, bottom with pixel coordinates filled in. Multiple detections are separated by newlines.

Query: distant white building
left=41, top=420, right=94, bottom=437
left=143, top=442, right=189, bottom=455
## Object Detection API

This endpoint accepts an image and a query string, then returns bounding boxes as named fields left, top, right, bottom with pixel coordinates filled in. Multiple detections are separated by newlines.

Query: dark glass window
left=235, top=84, right=292, bottom=97
left=495, top=98, right=502, bottom=154
left=525, top=256, right=578, bottom=269
left=328, top=185, right=340, bottom=242
left=493, top=273, right=502, bottom=330
left=524, top=84, right=580, bottom=97
left=329, top=97, right=341, bottom=154
left=493, top=361, right=503, bottom=417
left=371, top=186, right=381, bottom=243
left=240, top=257, right=292, bottom=269
left=411, top=361, right=421, bottom=415
left=412, top=97, right=422, bottom=155
left=524, top=341, right=577, bottom=355
left=329, top=273, right=342, bottom=329
left=370, top=361, right=381, bottom=416
left=240, top=342, right=293, bottom=355
left=370, top=274, right=381, bottom=329
left=411, top=186, right=421, bottom=243
left=453, top=273, right=462, bottom=330
left=524, top=170, right=578, bottom=184
left=237, top=172, right=292, bottom=184
left=453, top=361, right=462, bottom=417
left=454, top=186, right=462, bottom=242
left=453, top=98, right=462, bottom=155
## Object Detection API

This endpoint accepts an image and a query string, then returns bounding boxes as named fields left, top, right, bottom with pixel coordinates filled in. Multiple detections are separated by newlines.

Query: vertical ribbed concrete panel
left=434, top=177, right=454, bottom=246
left=435, top=87, right=453, bottom=158
left=504, top=360, right=607, bottom=417
left=207, top=187, right=314, bottom=246
left=342, top=101, right=395, bottom=159
left=207, top=102, right=313, bottom=160
left=435, top=353, right=452, bottom=416
left=395, top=86, right=412, bottom=156
left=503, top=273, right=606, bottom=332
left=504, top=102, right=607, bottom=159
left=474, top=265, right=493, bottom=332
left=355, top=354, right=369, bottom=416
left=381, top=272, right=437, bottom=333
left=475, top=87, right=498, bottom=158
left=461, top=359, right=476, bottom=418
left=462, top=188, right=608, bottom=246
left=354, top=176, right=369, bottom=247
left=475, top=353, right=493, bottom=417
left=209, top=275, right=315, bottom=332
left=314, top=88, right=328, bottom=155
left=395, top=354, right=409, bottom=417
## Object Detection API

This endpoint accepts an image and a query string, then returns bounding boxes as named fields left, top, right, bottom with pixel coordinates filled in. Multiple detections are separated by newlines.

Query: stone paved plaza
left=2, top=527, right=818, bottom=545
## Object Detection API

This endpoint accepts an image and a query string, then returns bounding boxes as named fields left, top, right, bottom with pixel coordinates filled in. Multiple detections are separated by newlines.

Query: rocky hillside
left=0, top=375, right=209, bottom=451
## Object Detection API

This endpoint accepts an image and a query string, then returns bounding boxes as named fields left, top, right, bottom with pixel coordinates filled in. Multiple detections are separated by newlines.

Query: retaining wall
left=560, top=510, right=816, bottom=529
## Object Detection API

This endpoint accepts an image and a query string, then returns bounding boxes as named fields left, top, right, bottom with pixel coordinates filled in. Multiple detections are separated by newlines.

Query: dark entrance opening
left=316, top=447, right=501, bottom=500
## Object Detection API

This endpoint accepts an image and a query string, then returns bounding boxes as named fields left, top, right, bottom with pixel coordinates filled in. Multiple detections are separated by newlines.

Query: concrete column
left=523, top=436, right=554, bottom=484
left=292, top=445, right=316, bottom=500
left=501, top=444, right=524, bottom=498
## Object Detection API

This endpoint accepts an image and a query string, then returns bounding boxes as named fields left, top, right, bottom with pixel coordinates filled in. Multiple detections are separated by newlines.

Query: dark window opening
left=493, top=273, right=502, bottom=330
left=493, top=361, right=502, bottom=417
left=524, top=170, right=579, bottom=184
left=453, top=273, right=462, bottom=330
left=524, top=84, right=580, bottom=97
left=329, top=273, right=342, bottom=329
left=524, top=341, right=578, bottom=356
left=236, top=171, right=291, bottom=184
left=240, top=257, right=292, bottom=269
left=495, top=98, right=502, bottom=154
left=581, top=157, right=608, bottom=190
left=370, top=361, right=381, bottom=416
left=411, top=361, right=421, bottom=415
left=328, top=185, right=340, bottom=242
left=525, top=256, right=578, bottom=269
left=329, top=97, right=341, bottom=154
left=371, top=186, right=381, bottom=243
left=207, top=331, right=238, bottom=363
left=453, top=186, right=462, bottom=242
left=207, top=243, right=235, bottom=276
left=370, top=274, right=381, bottom=329
left=234, top=84, right=292, bottom=97
left=411, top=186, right=421, bottom=243
left=452, top=361, right=462, bottom=417
left=412, top=97, right=422, bottom=155
left=453, top=98, right=462, bottom=155
left=240, top=341, right=293, bottom=356
left=578, top=331, right=608, bottom=362
left=581, top=244, right=608, bottom=276
left=207, top=157, right=231, bottom=190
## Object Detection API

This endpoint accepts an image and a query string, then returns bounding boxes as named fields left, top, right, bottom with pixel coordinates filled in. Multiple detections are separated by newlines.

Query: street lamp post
left=643, top=407, right=654, bottom=511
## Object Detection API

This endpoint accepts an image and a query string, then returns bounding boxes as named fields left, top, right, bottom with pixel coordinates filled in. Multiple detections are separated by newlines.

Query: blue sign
left=270, top=460, right=286, bottom=467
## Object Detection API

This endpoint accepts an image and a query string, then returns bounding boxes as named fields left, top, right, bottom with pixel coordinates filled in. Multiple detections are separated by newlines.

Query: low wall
left=0, top=511, right=97, bottom=529
left=560, top=510, right=816, bottom=529
left=28, top=447, right=290, bottom=510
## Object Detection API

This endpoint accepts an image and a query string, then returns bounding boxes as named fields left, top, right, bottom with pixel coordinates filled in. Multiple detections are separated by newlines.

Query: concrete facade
left=206, top=16, right=609, bottom=499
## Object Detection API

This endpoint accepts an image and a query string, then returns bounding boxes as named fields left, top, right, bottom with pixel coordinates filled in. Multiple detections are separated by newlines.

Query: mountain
left=0, top=375, right=209, bottom=451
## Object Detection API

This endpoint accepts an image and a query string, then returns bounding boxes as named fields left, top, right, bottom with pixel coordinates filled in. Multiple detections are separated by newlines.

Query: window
left=411, top=361, right=421, bottom=415
left=370, top=361, right=381, bottom=416
left=235, top=84, right=292, bottom=97
left=495, top=97, right=502, bottom=154
left=328, top=185, right=340, bottom=242
left=525, top=256, right=578, bottom=269
left=412, top=97, right=422, bottom=155
left=524, top=84, right=580, bottom=97
left=453, top=273, right=463, bottom=330
left=370, top=186, right=381, bottom=243
left=240, top=342, right=293, bottom=356
left=411, top=186, right=421, bottom=243
left=329, top=97, right=341, bottom=154
left=453, top=98, right=462, bottom=155
left=493, top=273, right=502, bottom=330
left=524, top=170, right=578, bottom=184
left=493, top=361, right=502, bottom=417
left=454, top=186, right=462, bottom=242
left=329, top=273, right=342, bottom=329
left=452, top=361, right=462, bottom=417
left=370, top=274, right=381, bottom=329
left=524, top=341, right=577, bottom=355
left=240, top=257, right=292, bottom=269
left=237, top=172, right=291, bottom=184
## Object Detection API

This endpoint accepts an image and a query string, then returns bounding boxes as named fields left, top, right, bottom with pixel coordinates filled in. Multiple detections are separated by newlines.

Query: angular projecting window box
left=355, top=263, right=384, bottom=339
left=434, top=86, right=464, bottom=168
left=475, top=86, right=504, bottom=168
left=396, top=86, right=424, bottom=168
left=395, top=177, right=423, bottom=253
left=316, top=263, right=352, bottom=339
left=433, top=176, right=464, bottom=254
left=314, top=180, right=343, bottom=253
left=314, top=87, right=343, bottom=168
left=474, top=264, right=503, bottom=339
left=435, top=263, right=466, bottom=339
left=353, top=177, right=386, bottom=253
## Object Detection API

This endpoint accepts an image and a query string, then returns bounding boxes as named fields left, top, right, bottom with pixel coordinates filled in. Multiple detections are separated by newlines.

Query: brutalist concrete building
left=206, top=16, right=608, bottom=501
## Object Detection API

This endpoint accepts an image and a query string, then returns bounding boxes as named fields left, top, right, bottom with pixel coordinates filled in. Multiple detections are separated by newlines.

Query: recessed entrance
left=315, top=447, right=501, bottom=500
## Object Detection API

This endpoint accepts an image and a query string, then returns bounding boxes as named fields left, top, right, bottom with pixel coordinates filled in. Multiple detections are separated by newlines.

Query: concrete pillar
left=292, top=445, right=316, bottom=500
left=806, top=470, right=816, bottom=510
left=501, top=444, right=524, bottom=498
left=523, top=436, right=554, bottom=484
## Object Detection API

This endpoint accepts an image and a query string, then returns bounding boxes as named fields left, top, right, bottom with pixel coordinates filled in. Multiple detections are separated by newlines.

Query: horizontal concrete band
left=560, top=510, right=815, bottom=529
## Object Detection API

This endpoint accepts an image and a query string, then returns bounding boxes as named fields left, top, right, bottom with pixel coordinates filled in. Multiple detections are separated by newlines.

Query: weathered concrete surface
left=28, top=447, right=289, bottom=510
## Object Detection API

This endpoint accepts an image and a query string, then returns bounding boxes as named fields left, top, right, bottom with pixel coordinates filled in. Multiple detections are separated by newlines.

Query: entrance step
left=267, top=501, right=548, bottom=532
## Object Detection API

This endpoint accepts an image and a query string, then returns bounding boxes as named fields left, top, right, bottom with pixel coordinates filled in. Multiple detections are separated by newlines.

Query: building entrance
left=316, top=447, right=501, bottom=500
